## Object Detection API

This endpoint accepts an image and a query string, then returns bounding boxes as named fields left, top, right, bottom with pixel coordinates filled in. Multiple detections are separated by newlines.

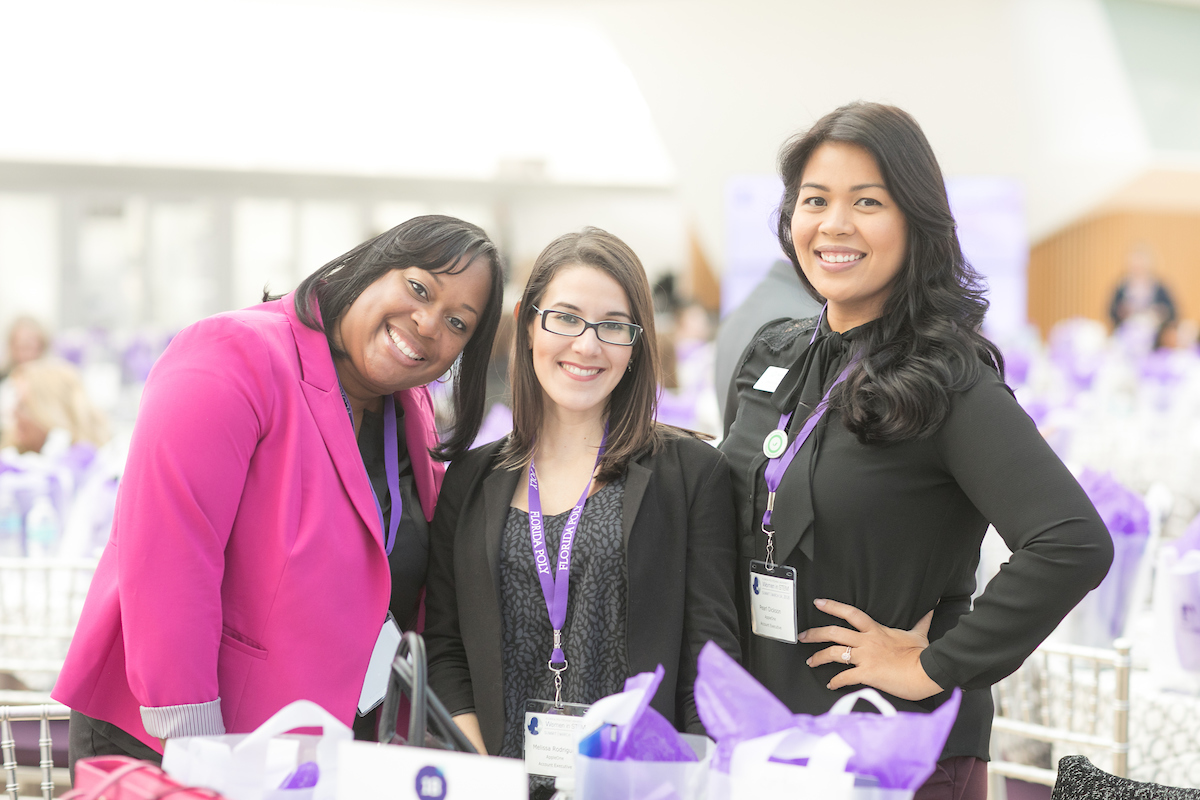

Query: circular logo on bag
left=415, top=765, right=447, bottom=800
left=763, top=429, right=788, bottom=459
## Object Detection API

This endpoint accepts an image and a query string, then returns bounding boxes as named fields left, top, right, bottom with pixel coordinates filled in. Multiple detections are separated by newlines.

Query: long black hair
left=284, top=214, right=504, bottom=461
left=776, top=102, right=1004, bottom=443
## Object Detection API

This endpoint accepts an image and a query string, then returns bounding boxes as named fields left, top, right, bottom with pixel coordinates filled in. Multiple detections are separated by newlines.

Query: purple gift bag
left=695, top=642, right=961, bottom=791
left=578, top=665, right=697, bottom=763
left=1076, top=469, right=1149, bottom=642
left=1171, top=515, right=1200, bottom=671
left=573, top=666, right=706, bottom=800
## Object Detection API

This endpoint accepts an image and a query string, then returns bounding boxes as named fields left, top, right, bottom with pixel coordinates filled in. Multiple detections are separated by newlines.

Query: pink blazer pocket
left=220, top=627, right=268, bottom=660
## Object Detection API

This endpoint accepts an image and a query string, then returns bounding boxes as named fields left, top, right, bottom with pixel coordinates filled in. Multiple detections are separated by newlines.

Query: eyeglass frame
left=530, top=305, right=643, bottom=346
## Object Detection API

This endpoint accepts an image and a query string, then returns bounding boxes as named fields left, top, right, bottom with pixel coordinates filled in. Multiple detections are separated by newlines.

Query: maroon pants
left=915, top=757, right=988, bottom=800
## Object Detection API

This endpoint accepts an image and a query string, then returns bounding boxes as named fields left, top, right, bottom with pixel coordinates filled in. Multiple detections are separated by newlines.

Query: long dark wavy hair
left=283, top=214, right=504, bottom=461
left=497, top=227, right=666, bottom=482
left=776, top=102, right=1004, bottom=443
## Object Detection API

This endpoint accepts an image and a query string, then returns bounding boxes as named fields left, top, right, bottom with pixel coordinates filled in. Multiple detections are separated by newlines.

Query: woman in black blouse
left=425, top=228, right=740, bottom=795
left=720, top=103, right=1112, bottom=800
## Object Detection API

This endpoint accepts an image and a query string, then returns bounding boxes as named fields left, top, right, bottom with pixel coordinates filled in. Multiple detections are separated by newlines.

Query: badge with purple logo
left=415, top=765, right=447, bottom=800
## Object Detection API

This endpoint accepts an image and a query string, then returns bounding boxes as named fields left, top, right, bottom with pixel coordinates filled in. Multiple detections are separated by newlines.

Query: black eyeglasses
left=531, top=306, right=642, bottom=346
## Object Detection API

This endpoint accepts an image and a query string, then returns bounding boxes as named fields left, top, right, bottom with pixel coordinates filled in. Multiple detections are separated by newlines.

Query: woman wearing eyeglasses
left=425, top=228, right=741, bottom=792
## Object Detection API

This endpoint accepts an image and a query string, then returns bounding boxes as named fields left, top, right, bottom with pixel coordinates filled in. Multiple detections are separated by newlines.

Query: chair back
left=0, top=558, right=97, bottom=704
left=0, top=702, right=71, bottom=800
left=991, top=638, right=1132, bottom=787
left=1052, top=755, right=1200, bottom=800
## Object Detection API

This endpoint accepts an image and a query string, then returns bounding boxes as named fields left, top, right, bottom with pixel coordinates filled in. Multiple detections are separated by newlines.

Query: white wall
left=0, top=194, right=59, bottom=341
left=0, top=0, right=1177, bottom=289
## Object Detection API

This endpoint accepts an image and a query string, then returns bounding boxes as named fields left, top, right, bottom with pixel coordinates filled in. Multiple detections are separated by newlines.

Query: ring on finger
left=842, top=645, right=852, bottom=662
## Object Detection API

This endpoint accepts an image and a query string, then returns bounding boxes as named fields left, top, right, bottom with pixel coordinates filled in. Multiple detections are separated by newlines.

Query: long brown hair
left=497, top=228, right=664, bottom=482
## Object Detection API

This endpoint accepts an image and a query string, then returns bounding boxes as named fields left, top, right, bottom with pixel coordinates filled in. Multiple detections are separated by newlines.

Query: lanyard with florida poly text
left=527, top=427, right=607, bottom=707
left=338, top=386, right=402, bottom=556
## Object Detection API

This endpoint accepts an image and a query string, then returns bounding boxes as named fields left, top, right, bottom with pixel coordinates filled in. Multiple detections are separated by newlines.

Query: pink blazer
left=53, top=295, right=444, bottom=751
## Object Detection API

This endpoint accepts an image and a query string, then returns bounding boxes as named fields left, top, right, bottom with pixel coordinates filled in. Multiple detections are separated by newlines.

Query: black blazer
left=424, top=431, right=742, bottom=755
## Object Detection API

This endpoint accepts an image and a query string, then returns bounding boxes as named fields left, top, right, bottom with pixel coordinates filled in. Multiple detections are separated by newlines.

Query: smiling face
left=333, top=259, right=492, bottom=404
left=790, top=141, right=908, bottom=331
left=529, top=265, right=635, bottom=421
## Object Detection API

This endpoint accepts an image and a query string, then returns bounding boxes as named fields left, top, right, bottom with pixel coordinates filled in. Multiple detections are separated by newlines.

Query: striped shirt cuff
left=141, top=698, right=225, bottom=738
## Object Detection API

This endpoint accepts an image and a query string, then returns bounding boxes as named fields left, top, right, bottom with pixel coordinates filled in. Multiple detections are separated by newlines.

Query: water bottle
left=0, top=484, right=23, bottom=557
left=24, top=493, right=61, bottom=558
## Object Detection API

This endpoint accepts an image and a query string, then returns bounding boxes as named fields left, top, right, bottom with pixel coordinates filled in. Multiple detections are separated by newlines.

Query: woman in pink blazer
left=53, top=215, right=504, bottom=769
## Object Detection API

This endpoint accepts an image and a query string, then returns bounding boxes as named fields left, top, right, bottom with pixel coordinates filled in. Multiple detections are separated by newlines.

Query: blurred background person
left=715, top=259, right=823, bottom=425
left=2, top=316, right=50, bottom=378
left=0, top=358, right=109, bottom=455
left=0, top=316, right=52, bottom=441
left=1109, top=243, right=1176, bottom=343
left=656, top=301, right=722, bottom=437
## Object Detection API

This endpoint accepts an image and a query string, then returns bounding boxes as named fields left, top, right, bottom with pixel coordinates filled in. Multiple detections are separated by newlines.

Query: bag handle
left=235, top=699, right=353, bottom=752
left=61, top=761, right=154, bottom=800
left=404, top=631, right=428, bottom=746
left=378, top=631, right=427, bottom=746
left=378, top=632, right=479, bottom=753
left=828, top=688, right=897, bottom=717
left=731, top=730, right=854, bottom=774
left=62, top=759, right=224, bottom=800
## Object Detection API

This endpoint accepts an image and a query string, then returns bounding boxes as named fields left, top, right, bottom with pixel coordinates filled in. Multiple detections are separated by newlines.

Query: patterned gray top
left=497, top=476, right=629, bottom=761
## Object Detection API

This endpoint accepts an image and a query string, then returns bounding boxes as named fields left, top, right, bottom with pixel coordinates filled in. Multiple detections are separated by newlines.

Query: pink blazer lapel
left=285, top=294, right=383, bottom=547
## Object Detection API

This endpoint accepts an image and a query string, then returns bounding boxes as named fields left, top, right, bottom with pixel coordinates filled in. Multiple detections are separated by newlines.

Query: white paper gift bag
left=335, top=740, right=528, bottom=799
left=162, top=699, right=353, bottom=800
left=726, top=728, right=855, bottom=800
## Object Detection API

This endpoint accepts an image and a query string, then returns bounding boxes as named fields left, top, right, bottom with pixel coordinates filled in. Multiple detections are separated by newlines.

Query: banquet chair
left=1051, top=755, right=1200, bottom=800
left=0, top=702, right=70, bottom=800
left=0, top=558, right=97, bottom=705
left=990, top=638, right=1132, bottom=790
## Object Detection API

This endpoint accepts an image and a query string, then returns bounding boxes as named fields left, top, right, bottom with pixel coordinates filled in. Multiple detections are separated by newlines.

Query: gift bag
left=162, top=700, right=352, bottom=800
left=1073, top=469, right=1149, bottom=646
left=728, top=729, right=855, bottom=800
left=573, top=665, right=710, bottom=800
left=1170, top=515, right=1200, bottom=671
left=338, top=633, right=525, bottom=798
left=64, top=756, right=226, bottom=799
left=695, top=642, right=961, bottom=800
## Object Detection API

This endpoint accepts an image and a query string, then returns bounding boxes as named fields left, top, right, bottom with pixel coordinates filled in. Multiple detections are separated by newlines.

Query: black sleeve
left=676, top=443, right=742, bottom=733
left=723, top=337, right=757, bottom=438
left=919, top=376, right=1114, bottom=691
left=423, top=460, right=476, bottom=716
left=722, top=317, right=796, bottom=439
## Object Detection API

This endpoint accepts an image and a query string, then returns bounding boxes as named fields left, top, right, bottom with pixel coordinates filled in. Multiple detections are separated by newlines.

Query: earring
left=436, top=356, right=462, bottom=384
left=626, top=360, right=633, bottom=373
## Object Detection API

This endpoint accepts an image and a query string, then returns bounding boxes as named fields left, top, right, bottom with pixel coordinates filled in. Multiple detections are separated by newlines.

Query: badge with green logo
left=762, top=429, right=789, bottom=459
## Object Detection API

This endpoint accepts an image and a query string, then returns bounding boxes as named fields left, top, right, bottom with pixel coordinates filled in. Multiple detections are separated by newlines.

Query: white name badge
left=753, top=366, right=790, bottom=393
left=358, top=612, right=402, bottom=715
left=338, top=739, right=527, bottom=799
left=524, top=700, right=591, bottom=779
left=749, top=560, right=799, bottom=643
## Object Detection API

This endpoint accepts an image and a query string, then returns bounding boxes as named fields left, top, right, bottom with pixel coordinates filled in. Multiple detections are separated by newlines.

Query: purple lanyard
left=760, top=308, right=858, bottom=569
left=528, top=428, right=607, bottom=706
left=339, top=386, right=402, bottom=556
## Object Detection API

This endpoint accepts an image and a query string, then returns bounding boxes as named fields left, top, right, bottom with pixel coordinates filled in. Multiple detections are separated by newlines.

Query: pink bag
left=63, top=756, right=227, bottom=800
